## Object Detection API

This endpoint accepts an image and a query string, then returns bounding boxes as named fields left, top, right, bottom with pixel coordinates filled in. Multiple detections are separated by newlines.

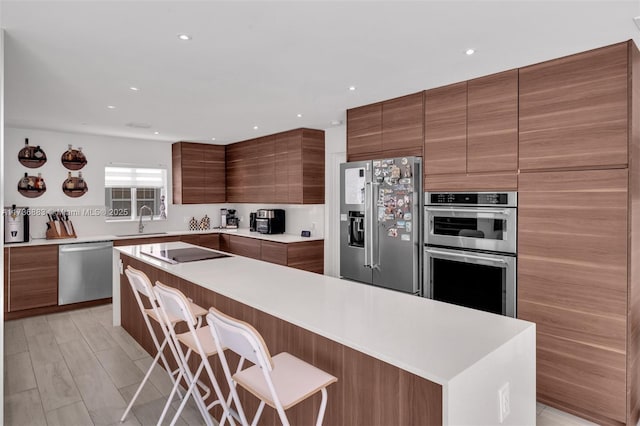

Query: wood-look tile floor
left=3, top=304, right=206, bottom=426
left=3, top=304, right=601, bottom=425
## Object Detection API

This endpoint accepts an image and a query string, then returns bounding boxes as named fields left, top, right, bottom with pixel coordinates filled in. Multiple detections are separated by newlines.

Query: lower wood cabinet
left=179, top=234, right=220, bottom=250
left=223, top=235, right=324, bottom=274
left=113, top=235, right=181, bottom=247
left=518, top=168, right=628, bottom=424
left=229, top=235, right=261, bottom=259
left=260, top=241, right=288, bottom=265
left=7, top=245, right=58, bottom=312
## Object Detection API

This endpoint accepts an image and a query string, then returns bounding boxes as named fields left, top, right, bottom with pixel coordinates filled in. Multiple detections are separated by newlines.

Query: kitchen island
left=114, top=242, right=535, bottom=425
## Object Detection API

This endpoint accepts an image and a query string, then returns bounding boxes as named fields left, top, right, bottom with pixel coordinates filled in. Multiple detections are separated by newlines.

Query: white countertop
left=116, top=241, right=533, bottom=385
left=5, top=228, right=322, bottom=248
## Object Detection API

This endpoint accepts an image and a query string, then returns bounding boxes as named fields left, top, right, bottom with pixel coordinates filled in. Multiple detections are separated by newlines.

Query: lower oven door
left=424, top=246, right=516, bottom=317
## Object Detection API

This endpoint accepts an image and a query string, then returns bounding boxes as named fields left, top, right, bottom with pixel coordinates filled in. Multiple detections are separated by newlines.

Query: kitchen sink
left=115, top=232, right=169, bottom=237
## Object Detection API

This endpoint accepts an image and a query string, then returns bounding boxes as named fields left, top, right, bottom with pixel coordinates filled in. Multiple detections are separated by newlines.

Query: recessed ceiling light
left=107, top=105, right=116, bottom=109
left=154, top=131, right=160, bottom=135
left=296, top=113, right=303, bottom=118
left=129, top=86, right=139, bottom=91
left=465, top=49, right=475, bottom=56
left=253, top=126, right=259, bottom=130
left=348, top=86, right=356, bottom=91
left=177, top=34, right=192, bottom=41
left=211, top=137, right=216, bottom=141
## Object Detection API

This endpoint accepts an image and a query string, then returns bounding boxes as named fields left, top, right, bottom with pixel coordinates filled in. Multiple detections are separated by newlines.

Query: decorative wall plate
left=61, top=148, right=87, bottom=170
left=18, top=145, right=47, bottom=168
left=62, top=177, right=88, bottom=198
left=17, top=175, right=46, bottom=198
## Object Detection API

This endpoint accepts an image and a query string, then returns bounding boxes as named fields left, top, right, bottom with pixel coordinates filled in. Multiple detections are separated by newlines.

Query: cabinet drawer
left=230, top=236, right=261, bottom=259
left=261, top=241, right=287, bottom=265
left=9, top=245, right=58, bottom=312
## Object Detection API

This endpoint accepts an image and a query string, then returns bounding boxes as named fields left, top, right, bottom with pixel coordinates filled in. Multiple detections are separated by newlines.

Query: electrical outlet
left=498, top=382, right=510, bottom=423
left=311, top=222, right=317, bottom=231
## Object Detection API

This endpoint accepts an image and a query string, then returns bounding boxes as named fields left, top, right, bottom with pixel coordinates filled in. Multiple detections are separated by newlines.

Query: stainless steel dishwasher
left=59, top=241, right=113, bottom=305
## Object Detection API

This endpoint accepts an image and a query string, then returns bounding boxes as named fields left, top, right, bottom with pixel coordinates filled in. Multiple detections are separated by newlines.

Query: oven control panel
left=427, top=192, right=517, bottom=207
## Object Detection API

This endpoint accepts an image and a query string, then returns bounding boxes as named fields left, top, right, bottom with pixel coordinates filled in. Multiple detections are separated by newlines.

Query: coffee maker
left=220, top=208, right=228, bottom=228
left=4, top=205, right=30, bottom=244
left=226, top=209, right=238, bottom=228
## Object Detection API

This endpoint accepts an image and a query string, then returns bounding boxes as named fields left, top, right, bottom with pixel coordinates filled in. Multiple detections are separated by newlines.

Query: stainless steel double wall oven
left=423, top=192, right=517, bottom=317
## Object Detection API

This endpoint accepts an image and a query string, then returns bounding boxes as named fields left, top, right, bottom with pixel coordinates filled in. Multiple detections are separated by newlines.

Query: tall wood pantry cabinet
left=518, top=41, right=640, bottom=426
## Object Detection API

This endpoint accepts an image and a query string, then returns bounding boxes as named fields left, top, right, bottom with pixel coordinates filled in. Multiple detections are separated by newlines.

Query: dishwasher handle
left=59, top=242, right=113, bottom=253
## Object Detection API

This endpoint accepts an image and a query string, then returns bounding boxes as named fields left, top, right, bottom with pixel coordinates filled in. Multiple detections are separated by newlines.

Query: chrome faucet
left=138, top=205, right=153, bottom=233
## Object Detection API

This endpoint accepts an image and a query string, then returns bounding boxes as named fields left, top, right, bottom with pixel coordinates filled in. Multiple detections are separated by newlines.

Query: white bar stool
left=153, top=281, right=236, bottom=426
left=206, top=307, right=338, bottom=426
left=120, top=266, right=208, bottom=423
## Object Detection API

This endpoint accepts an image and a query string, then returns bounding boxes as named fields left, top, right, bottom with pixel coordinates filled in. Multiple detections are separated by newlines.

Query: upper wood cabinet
left=172, top=142, right=226, bottom=204
left=467, top=70, right=518, bottom=173
left=519, top=42, right=629, bottom=171
left=226, top=128, right=325, bottom=204
left=424, top=82, right=467, bottom=175
left=346, top=92, right=423, bottom=161
left=423, top=72, right=518, bottom=191
left=382, top=93, right=424, bottom=155
left=347, top=103, right=382, bottom=157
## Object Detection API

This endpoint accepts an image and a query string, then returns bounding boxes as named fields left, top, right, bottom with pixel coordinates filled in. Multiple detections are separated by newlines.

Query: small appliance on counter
left=220, top=208, right=228, bottom=228
left=226, top=209, right=239, bottom=228
left=249, top=212, right=257, bottom=232
left=256, top=209, right=285, bottom=234
left=4, top=205, right=29, bottom=244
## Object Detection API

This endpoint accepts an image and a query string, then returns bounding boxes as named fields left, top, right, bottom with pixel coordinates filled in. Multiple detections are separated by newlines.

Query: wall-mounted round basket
left=17, top=175, right=46, bottom=198
left=61, top=148, right=87, bottom=170
left=62, top=177, right=88, bottom=198
left=18, top=145, right=47, bottom=168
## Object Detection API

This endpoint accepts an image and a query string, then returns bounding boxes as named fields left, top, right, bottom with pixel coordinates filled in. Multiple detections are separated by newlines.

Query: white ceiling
left=2, top=1, right=640, bottom=144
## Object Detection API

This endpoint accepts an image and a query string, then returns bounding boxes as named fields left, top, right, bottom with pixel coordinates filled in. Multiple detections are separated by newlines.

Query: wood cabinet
left=424, top=82, right=467, bottom=175
left=346, top=93, right=423, bottom=161
left=519, top=42, right=628, bottom=171
left=226, top=138, right=259, bottom=203
left=113, top=235, right=181, bottom=247
left=8, top=245, right=58, bottom=312
left=220, top=235, right=323, bottom=273
left=229, top=235, right=261, bottom=259
left=4, top=248, right=9, bottom=314
left=226, top=128, right=324, bottom=204
left=467, top=70, right=518, bottom=173
left=518, top=168, right=628, bottom=423
left=172, top=142, right=226, bottom=204
left=179, top=234, right=220, bottom=250
left=347, top=103, right=382, bottom=157
left=423, top=71, right=518, bottom=190
left=260, top=241, right=288, bottom=265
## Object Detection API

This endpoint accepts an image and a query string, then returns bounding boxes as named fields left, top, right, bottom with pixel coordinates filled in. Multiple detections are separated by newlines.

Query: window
left=104, top=166, right=167, bottom=220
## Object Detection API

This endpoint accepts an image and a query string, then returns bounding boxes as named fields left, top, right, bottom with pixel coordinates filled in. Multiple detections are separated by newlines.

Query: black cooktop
left=142, top=247, right=230, bottom=264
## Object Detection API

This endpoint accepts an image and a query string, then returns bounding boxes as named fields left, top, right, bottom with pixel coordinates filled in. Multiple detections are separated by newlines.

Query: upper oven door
left=424, top=205, right=517, bottom=253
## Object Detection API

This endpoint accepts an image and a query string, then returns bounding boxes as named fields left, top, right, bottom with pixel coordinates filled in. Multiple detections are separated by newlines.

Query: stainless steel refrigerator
left=340, top=156, right=422, bottom=294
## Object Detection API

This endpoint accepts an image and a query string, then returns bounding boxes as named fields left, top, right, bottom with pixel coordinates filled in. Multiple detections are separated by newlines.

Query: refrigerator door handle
left=364, top=182, right=372, bottom=268
left=372, top=181, right=381, bottom=270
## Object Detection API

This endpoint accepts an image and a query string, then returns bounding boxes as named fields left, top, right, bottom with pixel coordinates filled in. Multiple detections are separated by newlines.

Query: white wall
left=323, top=125, right=346, bottom=277
left=4, top=127, right=324, bottom=239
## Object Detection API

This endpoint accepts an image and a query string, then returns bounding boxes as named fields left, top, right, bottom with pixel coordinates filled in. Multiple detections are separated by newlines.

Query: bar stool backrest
left=153, top=281, right=197, bottom=327
left=125, top=265, right=157, bottom=307
left=206, top=307, right=274, bottom=371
